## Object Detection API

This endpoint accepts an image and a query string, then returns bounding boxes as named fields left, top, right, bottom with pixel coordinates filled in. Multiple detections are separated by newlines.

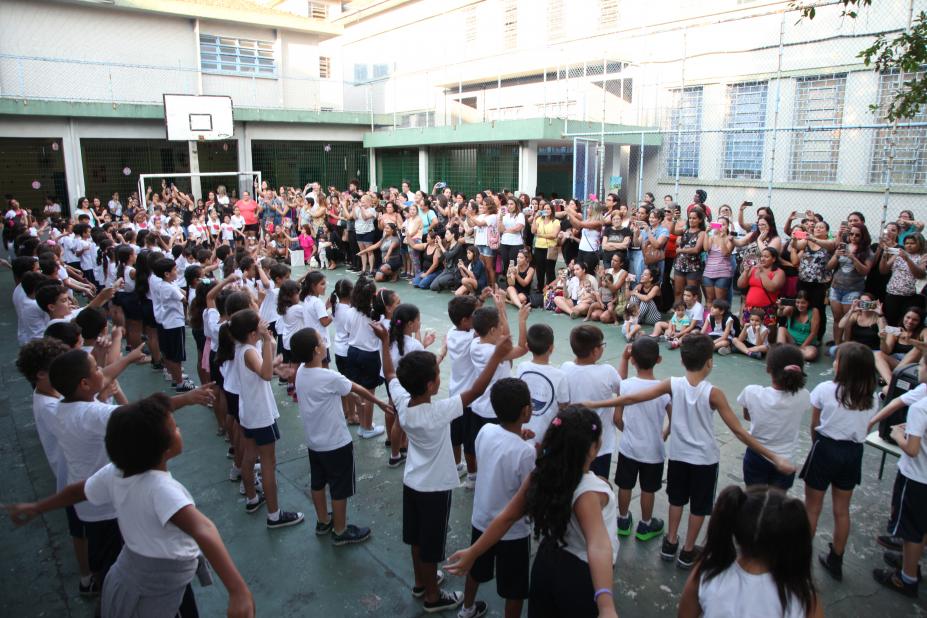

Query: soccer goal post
left=138, top=171, right=262, bottom=212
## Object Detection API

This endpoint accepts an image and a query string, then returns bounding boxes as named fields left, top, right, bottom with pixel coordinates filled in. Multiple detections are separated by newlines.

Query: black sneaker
left=660, top=535, right=679, bottom=562
left=877, top=534, right=904, bottom=551
left=315, top=518, right=333, bottom=536
left=423, top=590, right=463, bottom=613
left=873, top=568, right=919, bottom=598
left=677, top=546, right=702, bottom=570
left=458, top=600, right=488, bottom=618
left=617, top=513, right=633, bottom=537
left=332, top=524, right=372, bottom=546
left=818, top=543, right=843, bottom=581
left=412, top=570, right=445, bottom=598
left=244, top=494, right=266, bottom=514
left=151, top=361, right=163, bottom=370
left=79, top=577, right=100, bottom=597
left=388, top=454, right=407, bottom=468
left=635, top=517, right=665, bottom=542
left=883, top=550, right=923, bottom=581
left=266, top=510, right=305, bottom=529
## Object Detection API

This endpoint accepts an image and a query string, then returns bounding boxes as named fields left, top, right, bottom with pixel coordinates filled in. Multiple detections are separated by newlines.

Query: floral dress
left=888, top=252, right=927, bottom=296
left=673, top=230, right=703, bottom=274
left=798, top=244, right=832, bottom=284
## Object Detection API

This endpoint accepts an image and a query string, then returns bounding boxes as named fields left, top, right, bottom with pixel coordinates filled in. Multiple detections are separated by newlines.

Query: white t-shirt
left=810, top=381, right=878, bottom=443
left=515, top=361, right=570, bottom=446
left=501, top=213, right=526, bottom=246
left=474, top=214, right=497, bottom=246
left=230, top=215, right=245, bottom=230
left=899, top=398, right=927, bottom=484
left=258, top=281, right=278, bottom=324
left=446, top=328, right=476, bottom=397
left=60, top=234, right=77, bottom=263
left=331, top=303, right=352, bottom=357
left=579, top=226, right=601, bottom=252
left=744, top=324, right=768, bottom=346
left=390, top=377, right=463, bottom=492
left=384, top=335, right=424, bottom=378
left=345, top=306, right=379, bottom=352
left=560, top=362, right=622, bottom=458
left=669, top=376, right=719, bottom=465
left=900, top=382, right=926, bottom=407
left=295, top=366, right=353, bottom=452
left=686, top=301, right=705, bottom=326
left=562, top=472, right=618, bottom=564
left=698, top=562, right=806, bottom=618
left=302, top=295, right=331, bottom=348
left=472, top=424, right=535, bottom=539
left=77, top=238, right=96, bottom=271
left=52, top=399, right=120, bottom=521
left=14, top=286, right=49, bottom=345
left=203, top=308, right=221, bottom=350
left=618, top=377, right=671, bottom=464
left=737, top=385, right=810, bottom=462
left=235, top=343, right=279, bottom=429
left=33, top=393, right=68, bottom=491
left=220, top=223, right=235, bottom=241
left=156, top=278, right=185, bottom=329
left=84, top=464, right=199, bottom=560
left=278, top=304, right=305, bottom=351
left=469, top=339, right=511, bottom=419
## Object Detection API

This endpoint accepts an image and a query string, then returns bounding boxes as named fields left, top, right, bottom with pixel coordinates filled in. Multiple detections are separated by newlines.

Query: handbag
left=487, top=222, right=501, bottom=250
left=643, top=242, right=664, bottom=265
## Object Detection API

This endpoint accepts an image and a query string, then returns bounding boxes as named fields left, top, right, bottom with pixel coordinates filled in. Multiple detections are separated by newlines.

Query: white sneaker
left=228, top=466, right=241, bottom=482
left=462, top=473, right=476, bottom=490
left=456, top=462, right=467, bottom=478
left=239, top=477, right=263, bottom=495
left=357, top=425, right=385, bottom=439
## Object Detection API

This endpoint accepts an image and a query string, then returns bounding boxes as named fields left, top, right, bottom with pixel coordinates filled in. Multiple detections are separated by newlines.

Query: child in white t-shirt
left=439, top=295, right=479, bottom=477
left=732, top=308, right=770, bottom=359
left=375, top=321, right=513, bottom=614
left=514, top=324, right=569, bottom=446
left=5, top=393, right=252, bottom=617
left=737, top=343, right=810, bottom=491
left=300, top=271, right=333, bottom=367
left=329, top=279, right=357, bottom=424
left=256, top=261, right=289, bottom=341
left=462, top=378, right=535, bottom=618
left=613, top=338, right=671, bottom=542
left=290, top=327, right=391, bottom=545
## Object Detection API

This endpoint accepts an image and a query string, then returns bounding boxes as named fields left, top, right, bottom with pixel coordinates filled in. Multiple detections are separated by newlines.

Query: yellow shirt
left=534, top=218, right=560, bottom=249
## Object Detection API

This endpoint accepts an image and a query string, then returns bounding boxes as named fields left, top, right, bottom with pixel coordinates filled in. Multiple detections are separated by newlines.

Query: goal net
left=138, top=171, right=263, bottom=212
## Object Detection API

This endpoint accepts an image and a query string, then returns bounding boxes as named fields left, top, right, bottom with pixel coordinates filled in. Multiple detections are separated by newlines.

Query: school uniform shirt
left=390, top=377, right=463, bottom=492
left=469, top=339, right=511, bottom=419
left=33, top=393, right=68, bottom=491
left=77, top=238, right=96, bottom=271
left=472, top=424, right=535, bottom=539
left=515, top=361, right=570, bottom=446
left=258, top=281, right=278, bottom=325
left=560, top=362, right=622, bottom=458
left=156, top=279, right=185, bottom=329
left=669, top=376, right=720, bottom=465
left=14, top=285, right=50, bottom=345
left=900, top=383, right=927, bottom=406
left=220, top=223, right=235, bottom=241
left=149, top=273, right=164, bottom=322
left=698, top=562, right=805, bottom=618
left=899, top=398, right=927, bottom=484
left=234, top=343, right=279, bottom=429
left=302, top=295, right=331, bottom=348
left=278, top=304, right=306, bottom=350
left=810, top=381, right=878, bottom=443
left=295, top=366, right=353, bottom=452
left=53, top=399, right=120, bottom=521
left=345, top=306, right=380, bottom=352
left=562, top=472, right=619, bottom=564
left=737, top=385, right=810, bottom=463
left=446, top=328, right=476, bottom=398
left=383, top=335, right=425, bottom=378
left=331, top=305, right=352, bottom=357
left=618, top=377, right=672, bottom=464
left=60, top=234, right=77, bottom=263
left=84, top=463, right=199, bottom=561
left=744, top=324, right=768, bottom=346
left=203, top=308, right=221, bottom=350
left=220, top=346, right=240, bottom=396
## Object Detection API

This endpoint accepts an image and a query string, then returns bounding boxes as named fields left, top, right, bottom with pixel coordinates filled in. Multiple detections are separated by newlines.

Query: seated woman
left=357, top=222, right=402, bottom=282
left=876, top=306, right=925, bottom=394
left=505, top=249, right=536, bottom=309
left=454, top=244, right=488, bottom=296
left=776, top=290, right=821, bottom=362
left=736, top=247, right=785, bottom=340
left=830, top=293, right=884, bottom=357
left=625, top=267, right=662, bottom=325
left=411, top=230, right=443, bottom=289
left=553, top=261, right=598, bottom=318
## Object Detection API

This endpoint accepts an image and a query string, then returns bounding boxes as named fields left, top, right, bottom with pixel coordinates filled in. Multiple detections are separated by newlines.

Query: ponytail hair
left=228, top=309, right=260, bottom=343
left=524, top=406, right=602, bottom=547
left=766, top=344, right=806, bottom=394
left=215, top=323, right=236, bottom=365
left=300, top=270, right=325, bottom=301
left=350, top=276, right=376, bottom=318
left=115, top=244, right=133, bottom=281
left=372, top=287, right=398, bottom=321
left=389, top=303, right=420, bottom=357
left=699, top=485, right=815, bottom=616
left=329, top=278, right=353, bottom=317
left=833, top=342, right=877, bottom=411
left=277, top=280, right=300, bottom=316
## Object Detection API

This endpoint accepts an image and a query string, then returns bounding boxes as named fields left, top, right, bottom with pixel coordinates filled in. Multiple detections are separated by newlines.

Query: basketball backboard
left=163, top=94, right=234, bottom=141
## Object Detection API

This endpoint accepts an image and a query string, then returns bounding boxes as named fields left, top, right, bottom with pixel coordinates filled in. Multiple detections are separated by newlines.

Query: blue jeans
left=413, top=272, right=438, bottom=289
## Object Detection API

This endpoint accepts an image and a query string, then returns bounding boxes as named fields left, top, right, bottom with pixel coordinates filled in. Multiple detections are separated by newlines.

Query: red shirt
left=236, top=199, right=258, bottom=225
left=687, top=202, right=712, bottom=220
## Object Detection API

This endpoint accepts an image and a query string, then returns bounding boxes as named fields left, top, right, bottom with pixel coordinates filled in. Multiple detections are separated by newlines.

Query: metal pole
left=599, top=55, right=607, bottom=201
left=766, top=12, right=786, bottom=210
left=673, top=29, right=687, bottom=203
left=638, top=131, right=645, bottom=204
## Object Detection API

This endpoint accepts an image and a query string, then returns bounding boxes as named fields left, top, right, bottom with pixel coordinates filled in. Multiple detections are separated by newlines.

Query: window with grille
left=665, top=86, right=702, bottom=178
left=319, top=56, right=331, bottom=79
left=503, top=0, right=518, bottom=49
left=308, top=1, right=328, bottom=19
left=789, top=74, right=846, bottom=182
left=599, top=0, right=618, bottom=30
left=464, top=6, right=477, bottom=45
left=353, top=64, right=368, bottom=83
left=200, top=34, right=275, bottom=77
left=723, top=81, right=767, bottom=179
left=548, top=0, right=564, bottom=40
left=870, top=70, right=927, bottom=186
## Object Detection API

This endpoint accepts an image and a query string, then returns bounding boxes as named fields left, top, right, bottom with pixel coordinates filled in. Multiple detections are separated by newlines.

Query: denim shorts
left=477, top=245, right=495, bottom=257
left=828, top=287, right=862, bottom=305
left=702, top=275, right=732, bottom=290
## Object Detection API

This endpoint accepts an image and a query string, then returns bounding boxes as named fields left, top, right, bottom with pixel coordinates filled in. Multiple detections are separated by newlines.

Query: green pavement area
left=0, top=265, right=923, bottom=616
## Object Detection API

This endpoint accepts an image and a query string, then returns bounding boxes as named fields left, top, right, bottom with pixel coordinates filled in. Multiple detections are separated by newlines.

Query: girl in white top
left=275, top=280, right=304, bottom=399
left=300, top=271, right=333, bottom=366
left=343, top=278, right=389, bottom=439
left=678, top=485, right=821, bottom=618
left=799, top=341, right=879, bottom=578
left=737, top=343, right=811, bottom=490
left=446, top=408, right=619, bottom=618
left=329, top=279, right=357, bottom=424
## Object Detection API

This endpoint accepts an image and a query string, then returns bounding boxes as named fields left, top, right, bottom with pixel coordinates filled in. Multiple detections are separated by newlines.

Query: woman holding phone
left=880, top=232, right=927, bottom=325
left=826, top=224, right=873, bottom=345
left=875, top=306, right=925, bottom=394
left=703, top=216, right=735, bottom=304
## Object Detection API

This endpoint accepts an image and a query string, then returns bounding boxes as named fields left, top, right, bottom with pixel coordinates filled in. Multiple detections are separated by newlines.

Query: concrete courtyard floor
left=0, top=264, right=924, bottom=617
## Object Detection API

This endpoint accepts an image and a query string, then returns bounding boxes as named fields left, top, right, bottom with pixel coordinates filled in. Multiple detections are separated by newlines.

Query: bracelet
left=594, top=588, right=613, bottom=601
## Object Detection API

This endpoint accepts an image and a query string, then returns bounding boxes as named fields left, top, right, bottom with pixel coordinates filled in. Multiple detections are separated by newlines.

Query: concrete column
left=368, top=147, right=377, bottom=191
left=63, top=118, right=85, bottom=210
left=417, top=147, right=428, bottom=192
left=188, top=141, right=202, bottom=201
left=519, top=140, right=538, bottom=196
left=238, top=122, right=253, bottom=196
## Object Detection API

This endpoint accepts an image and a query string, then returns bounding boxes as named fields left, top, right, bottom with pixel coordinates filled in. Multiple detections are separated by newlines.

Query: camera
left=859, top=300, right=877, bottom=311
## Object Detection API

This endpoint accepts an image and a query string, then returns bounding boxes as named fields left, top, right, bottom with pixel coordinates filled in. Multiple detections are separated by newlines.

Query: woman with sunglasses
left=826, top=224, right=874, bottom=346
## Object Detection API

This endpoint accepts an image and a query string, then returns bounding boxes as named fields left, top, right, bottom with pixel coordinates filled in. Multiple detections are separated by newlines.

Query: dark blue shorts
left=65, top=505, right=86, bottom=539
left=242, top=421, right=280, bottom=446
left=742, top=447, right=795, bottom=490
left=799, top=434, right=863, bottom=491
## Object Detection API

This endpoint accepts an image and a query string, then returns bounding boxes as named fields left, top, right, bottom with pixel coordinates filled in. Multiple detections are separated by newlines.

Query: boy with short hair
left=441, top=295, right=479, bottom=478
left=17, top=270, right=50, bottom=344
left=376, top=322, right=513, bottom=613
left=152, top=257, right=194, bottom=391
left=587, top=333, right=794, bottom=570
left=613, top=338, right=671, bottom=542
left=461, top=378, right=535, bottom=618
left=36, top=282, right=114, bottom=325
left=514, top=323, right=569, bottom=446
left=560, top=324, right=622, bottom=478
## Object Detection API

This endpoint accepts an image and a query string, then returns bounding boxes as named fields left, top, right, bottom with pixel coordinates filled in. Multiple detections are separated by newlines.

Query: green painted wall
left=428, top=144, right=518, bottom=197
left=376, top=148, right=419, bottom=191
left=251, top=141, right=368, bottom=191
left=81, top=138, right=190, bottom=203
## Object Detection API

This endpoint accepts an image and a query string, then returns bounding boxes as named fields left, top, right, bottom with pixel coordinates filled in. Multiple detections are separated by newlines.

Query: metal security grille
left=250, top=141, right=368, bottom=190
left=547, top=0, right=564, bottom=40
left=599, top=0, right=619, bottom=30
left=503, top=0, right=518, bottom=48
left=0, top=138, right=68, bottom=214
left=81, top=139, right=190, bottom=204
left=665, top=86, right=702, bottom=178
left=789, top=74, right=846, bottom=182
left=199, top=34, right=275, bottom=77
left=428, top=144, right=518, bottom=197
left=723, top=81, right=767, bottom=179
left=377, top=148, right=419, bottom=191
left=870, top=70, right=927, bottom=186
left=197, top=140, right=240, bottom=196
